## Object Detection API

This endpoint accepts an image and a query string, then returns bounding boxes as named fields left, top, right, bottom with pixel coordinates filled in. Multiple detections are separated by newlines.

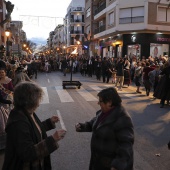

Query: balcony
left=70, top=19, right=85, bottom=25
left=119, top=16, right=144, bottom=24
left=70, top=7, right=84, bottom=14
left=94, top=2, right=106, bottom=16
left=70, top=30, right=84, bottom=34
left=75, top=19, right=81, bottom=22
left=94, top=25, right=106, bottom=34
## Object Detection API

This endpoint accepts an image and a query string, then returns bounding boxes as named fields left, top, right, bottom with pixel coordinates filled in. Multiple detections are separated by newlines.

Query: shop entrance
left=127, top=44, right=141, bottom=58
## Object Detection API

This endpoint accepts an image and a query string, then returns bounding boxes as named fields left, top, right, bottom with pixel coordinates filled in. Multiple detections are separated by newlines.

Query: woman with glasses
left=75, top=87, right=134, bottom=170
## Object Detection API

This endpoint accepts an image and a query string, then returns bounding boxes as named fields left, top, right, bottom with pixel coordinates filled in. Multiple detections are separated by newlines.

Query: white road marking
left=48, top=79, right=50, bottom=83
left=76, top=87, right=98, bottom=101
left=104, top=85, right=143, bottom=99
left=40, top=87, right=49, bottom=104
left=118, top=91, right=143, bottom=99
left=55, top=86, right=74, bottom=103
left=89, top=85, right=102, bottom=93
left=57, top=110, right=67, bottom=131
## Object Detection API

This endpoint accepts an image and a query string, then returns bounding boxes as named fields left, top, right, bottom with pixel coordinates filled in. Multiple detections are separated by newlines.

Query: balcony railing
left=70, top=30, right=84, bottom=34
left=119, top=16, right=144, bottom=24
left=70, top=19, right=84, bottom=23
left=70, top=7, right=84, bottom=12
left=94, top=25, right=106, bottom=34
left=94, top=2, right=106, bottom=16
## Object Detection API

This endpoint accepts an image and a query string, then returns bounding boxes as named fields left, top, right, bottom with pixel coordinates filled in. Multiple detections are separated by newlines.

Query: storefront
left=99, top=35, right=123, bottom=58
left=122, top=33, right=170, bottom=59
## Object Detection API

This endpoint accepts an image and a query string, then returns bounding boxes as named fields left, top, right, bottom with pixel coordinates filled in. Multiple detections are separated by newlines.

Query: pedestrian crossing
left=40, top=85, right=146, bottom=104
left=41, top=87, right=49, bottom=104
left=55, top=86, right=74, bottom=103
left=76, top=87, right=98, bottom=101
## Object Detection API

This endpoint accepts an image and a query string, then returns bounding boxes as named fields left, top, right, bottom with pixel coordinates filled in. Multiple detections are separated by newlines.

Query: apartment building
left=84, top=0, right=96, bottom=56
left=91, top=0, right=170, bottom=58
left=52, top=24, right=65, bottom=56
left=10, top=21, right=25, bottom=56
left=64, top=0, right=85, bottom=55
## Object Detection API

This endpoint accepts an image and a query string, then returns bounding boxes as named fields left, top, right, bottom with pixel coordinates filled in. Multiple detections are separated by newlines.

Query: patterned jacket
left=2, top=109, right=59, bottom=170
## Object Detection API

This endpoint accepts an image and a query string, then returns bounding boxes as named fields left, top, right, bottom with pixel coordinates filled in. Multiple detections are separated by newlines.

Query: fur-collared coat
left=78, top=105, right=134, bottom=170
left=2, top=109, right=59, bottom=170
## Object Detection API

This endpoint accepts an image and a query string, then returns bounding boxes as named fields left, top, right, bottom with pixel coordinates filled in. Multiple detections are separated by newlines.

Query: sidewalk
left=117, top=81, right=154, bottom=97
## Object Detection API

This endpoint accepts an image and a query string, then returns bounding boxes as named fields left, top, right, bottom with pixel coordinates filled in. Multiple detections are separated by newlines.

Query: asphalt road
left=0, top=70, right=170, bottom=170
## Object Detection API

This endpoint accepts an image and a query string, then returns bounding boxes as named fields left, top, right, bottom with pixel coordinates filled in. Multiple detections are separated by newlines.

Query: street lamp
left=5, top=29, right=11, bottom=57
left=63, top=46, right=66, bottom=55
left=23, top=44, right=27, bottom=48
left=77, top=41, right=80, bottom=55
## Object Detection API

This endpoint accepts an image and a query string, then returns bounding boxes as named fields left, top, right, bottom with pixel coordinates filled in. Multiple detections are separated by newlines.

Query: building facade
left=10, top=21, right=25, bottom=56
left=64, top=0, right=85, bottom=55
left=91, top=0, right=170, bottom=59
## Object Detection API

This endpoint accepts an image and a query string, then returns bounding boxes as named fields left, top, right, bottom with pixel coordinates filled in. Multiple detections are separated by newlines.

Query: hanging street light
left=5, top=29, right=11, bottom=57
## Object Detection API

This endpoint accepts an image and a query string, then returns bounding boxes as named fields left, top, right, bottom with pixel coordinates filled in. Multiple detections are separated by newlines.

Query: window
left=157, top=7, right=170, bottom=22
left=119, top=6, right=144, bottom=24
left=109, top=12, right=114, bottom=25
left=99, top=20, right=104, bottom=27
left=86, top=7, right=91, bottom=18
left=86, top=25, right=90, bottom=34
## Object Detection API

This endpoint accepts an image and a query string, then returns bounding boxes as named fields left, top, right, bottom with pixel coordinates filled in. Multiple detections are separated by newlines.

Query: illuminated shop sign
left=131, top=35, right=136, bottom=42
left=157, top=38, right=170, bottom=42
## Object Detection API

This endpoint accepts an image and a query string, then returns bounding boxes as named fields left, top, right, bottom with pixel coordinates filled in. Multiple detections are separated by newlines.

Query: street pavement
left=0, top=71, right=170, bottom=170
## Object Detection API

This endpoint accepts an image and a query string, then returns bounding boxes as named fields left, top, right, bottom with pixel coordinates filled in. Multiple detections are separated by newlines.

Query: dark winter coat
left=79, top=105, right=134, bottom=170
left=116, top=61, right=124, bottom=76
left=2, top=109, right=59, bottom=170
left=153, top=66, right=170, bottom=100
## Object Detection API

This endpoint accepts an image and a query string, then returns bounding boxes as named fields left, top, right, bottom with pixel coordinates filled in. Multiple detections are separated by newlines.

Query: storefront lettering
left=157, top=37, right=170, bottom=42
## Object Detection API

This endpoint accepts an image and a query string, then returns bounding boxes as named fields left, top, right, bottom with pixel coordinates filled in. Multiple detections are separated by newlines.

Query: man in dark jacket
left=61, top=58, right=68, bottom=76
left=76, top=87, right=134, bottom=170
left=115, top=58, right=124, bottom=90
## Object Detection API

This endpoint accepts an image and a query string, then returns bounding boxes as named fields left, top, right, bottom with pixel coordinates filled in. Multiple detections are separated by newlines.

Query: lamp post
left=5, top=30, right=10, bottom=57
left=63, top=46, right=66, bottom=56
left=23, top=44, right=27, bottom=48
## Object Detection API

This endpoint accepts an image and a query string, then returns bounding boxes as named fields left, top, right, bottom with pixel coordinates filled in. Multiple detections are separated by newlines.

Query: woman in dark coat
left=154, top=60, right=170, bottom=108
left=2, top=82, right=66, bottom=170
left=75, top=87, right=134, bottom=170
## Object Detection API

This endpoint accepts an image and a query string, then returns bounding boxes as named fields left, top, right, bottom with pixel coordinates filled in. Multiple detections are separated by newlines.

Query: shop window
left=150, top=43, right=169, bottom=58
left=127, top=44, right=141, bottom=58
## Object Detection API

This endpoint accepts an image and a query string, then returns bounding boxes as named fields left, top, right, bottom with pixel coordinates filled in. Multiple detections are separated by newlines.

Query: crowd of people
left=0, top=54, right=169, bottom=105
left=65, top=54, right=170, bottom=108
left=0, top=53, right=169, bottom=108
left=0, top=53, right=169, bottom=169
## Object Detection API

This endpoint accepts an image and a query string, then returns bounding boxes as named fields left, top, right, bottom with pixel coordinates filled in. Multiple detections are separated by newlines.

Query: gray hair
left=14, top=81, right=44, bottom=111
